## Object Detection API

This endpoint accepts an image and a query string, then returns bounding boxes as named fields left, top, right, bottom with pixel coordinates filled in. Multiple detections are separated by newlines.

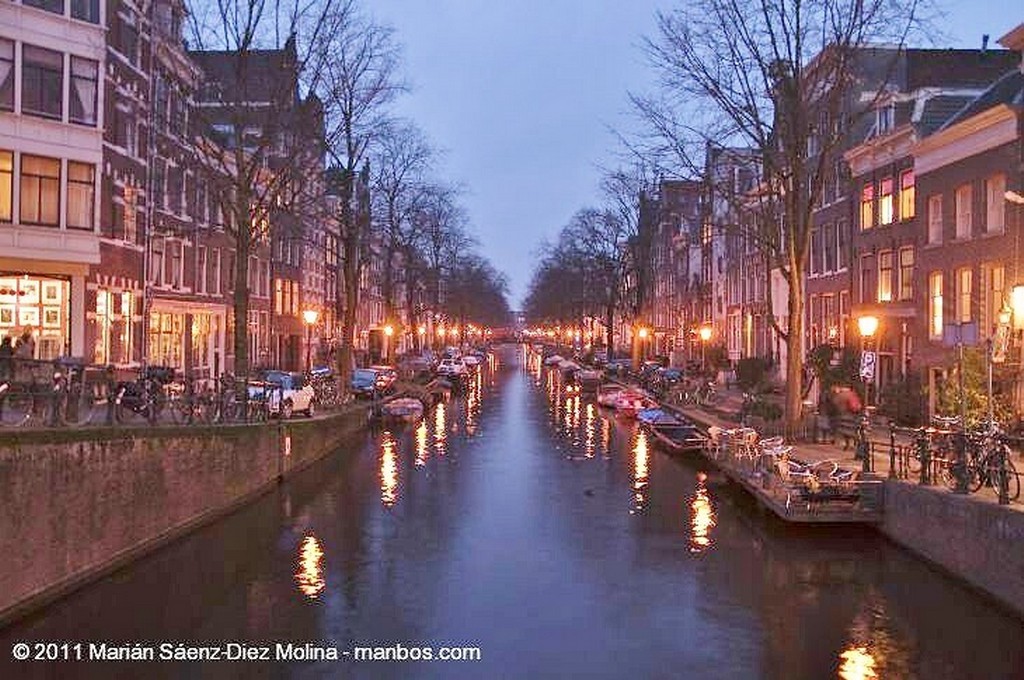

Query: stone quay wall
left=879, top=480, right=1024, bottom=618
left=0, top=410, right=365, bottom=625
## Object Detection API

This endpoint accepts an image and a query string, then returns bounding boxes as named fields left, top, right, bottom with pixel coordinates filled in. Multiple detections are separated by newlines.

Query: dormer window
left=875, top=102, right=895, bottom=135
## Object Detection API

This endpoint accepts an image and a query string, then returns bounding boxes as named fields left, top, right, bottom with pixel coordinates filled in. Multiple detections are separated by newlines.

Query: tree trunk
left=232, top=194, right=251, bottom=404
left=785, top=270, right=806, bottom=436
left=605, top=304, right=615, bottom=362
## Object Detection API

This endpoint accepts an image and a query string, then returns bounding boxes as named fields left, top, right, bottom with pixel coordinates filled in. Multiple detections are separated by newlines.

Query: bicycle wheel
left=987, top=452, right=1020, bottom=501
left=0, top=384, right=34, bottom=426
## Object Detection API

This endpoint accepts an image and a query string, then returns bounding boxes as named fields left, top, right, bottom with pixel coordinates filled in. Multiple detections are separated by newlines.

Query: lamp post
left=383, top=324, right=394, bottom=364
left=302, top=309, right=319, bottom=371
left=857, top=315, right=879, bottom=473
left=698, top=324, right=713, bottom=376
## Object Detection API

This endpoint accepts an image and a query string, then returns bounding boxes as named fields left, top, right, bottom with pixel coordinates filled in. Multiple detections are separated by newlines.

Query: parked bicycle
left=113, top=366, right=174, bottom=424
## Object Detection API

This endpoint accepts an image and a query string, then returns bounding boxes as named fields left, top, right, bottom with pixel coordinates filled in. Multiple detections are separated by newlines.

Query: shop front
left=147, top=301, right=226, bottom=379
left=0, top=271, right=78, bottom=360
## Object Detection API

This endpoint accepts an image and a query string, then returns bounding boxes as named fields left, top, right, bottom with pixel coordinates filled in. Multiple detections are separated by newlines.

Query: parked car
left=370, top=365, right=398, bottom=394
left=350, top=368, right=380, bottom=399
left=437, top=357, right=468, bottom=378
left=250, top=370, right=316, bottom=418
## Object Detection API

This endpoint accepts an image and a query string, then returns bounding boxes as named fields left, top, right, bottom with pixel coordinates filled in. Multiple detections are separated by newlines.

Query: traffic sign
left=859, top=351, right=876, bottom=381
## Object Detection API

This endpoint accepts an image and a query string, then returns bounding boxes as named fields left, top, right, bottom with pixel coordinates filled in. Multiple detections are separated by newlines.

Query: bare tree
left=370, top=120, right=435, bottom=345
left=186, top=0, right=345, bottom=383
left=633, top=0, right=931, bottom=430
left=315, top=2, right=406, bottom=385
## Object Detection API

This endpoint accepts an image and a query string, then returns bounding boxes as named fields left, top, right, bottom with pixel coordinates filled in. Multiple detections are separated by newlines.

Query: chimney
left=982, top=34, right=989, bottom=53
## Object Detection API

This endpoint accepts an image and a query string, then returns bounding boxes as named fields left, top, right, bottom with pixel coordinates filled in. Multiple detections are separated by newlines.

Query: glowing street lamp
left=302, top=309, right=319, bottom=371
left=698, top=324, right=712, bottom=374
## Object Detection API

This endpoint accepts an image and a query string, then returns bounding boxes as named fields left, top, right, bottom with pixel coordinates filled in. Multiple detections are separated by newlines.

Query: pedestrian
left=0, top=334, right=13, bottom=381
left=13, top=326, right=35, bottom=383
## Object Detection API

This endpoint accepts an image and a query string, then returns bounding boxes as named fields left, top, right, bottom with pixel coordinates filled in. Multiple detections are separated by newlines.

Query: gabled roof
left=940, top=69, right=1024, bottom=130
left=904, top=49, right=1019, bottom=90
left=917, top=94, right=979, bottom=135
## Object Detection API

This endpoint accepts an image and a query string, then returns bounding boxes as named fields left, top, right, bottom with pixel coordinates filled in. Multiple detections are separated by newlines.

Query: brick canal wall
left=0, top=410, right=366, bottom=625
left=879, top=481, right=1024, bottom=618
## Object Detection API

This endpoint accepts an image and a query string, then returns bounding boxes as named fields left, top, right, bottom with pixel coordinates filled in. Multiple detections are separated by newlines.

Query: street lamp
left=302, top=309, right=319, bottom=371
left=698, top=324, right=712, bottom=375
left=857, top=315, right=879, bottom=473
left=384, top=324, right=394, bottom=364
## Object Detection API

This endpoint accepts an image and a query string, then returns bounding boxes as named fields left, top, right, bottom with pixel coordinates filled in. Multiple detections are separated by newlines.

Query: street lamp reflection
left=838, top=646, right=878, bottom=680
left=415, top=419, right=429, bottom=467
left=585, top=403, right=595, bottom=458
left=295, top=534, right=325, bottom=599
left=689, top=472, right=716, bottom=554
left=632, top=430, right=650, bottom=513
left=380, top=431, right=399, bottom=507
left=433, top=402, right=447, bottom=456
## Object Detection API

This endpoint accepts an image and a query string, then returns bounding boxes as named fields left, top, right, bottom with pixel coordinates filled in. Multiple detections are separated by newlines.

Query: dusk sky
left=372, top=0, right=1019, bottom=306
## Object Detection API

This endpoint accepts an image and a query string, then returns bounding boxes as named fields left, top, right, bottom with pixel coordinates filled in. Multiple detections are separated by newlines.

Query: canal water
left=1, top=345, right=1022, bottom=679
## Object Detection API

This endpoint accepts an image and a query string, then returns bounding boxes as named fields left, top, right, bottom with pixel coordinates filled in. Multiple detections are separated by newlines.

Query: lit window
left=956, top=267, right=972, bottom=323
left=898, top=247, right=913, bottom=301
left=955, top=184, right=972, bottom=239
left=878, top=251, right=893, bottom=302
left=20, top=155, right=61, bottom=226
left=985, top=174, right=1005, bottom=234
left=0, top=150, right=11, bottom=222
left=984, top=263, right=1005, bottom=336
left=860, top=183, right=874, bottom=230
left=66, top=161, right=95, bottom=230
left=900, top=170, right=915, bottom=220
left=879, top=177, right=894, bottom=225
left=929, top=272, right=943, bottom=339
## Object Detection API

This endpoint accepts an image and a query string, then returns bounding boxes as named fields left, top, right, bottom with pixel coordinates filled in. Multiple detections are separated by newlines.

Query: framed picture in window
left=0, top=279, right=17, bottom=303
left=19, top=280, right=39, bottom=305
left=42, top=281, right=62, bottom=304
left=43, top=307, right=60, bottom=328
left=19, top=307, right=39, bottom=327
left=0, top=306, right=14, bottom=326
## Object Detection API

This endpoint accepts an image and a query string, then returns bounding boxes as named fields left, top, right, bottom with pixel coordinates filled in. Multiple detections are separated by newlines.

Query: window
left=274, top=278, right=283, bottom=313
left=955, top=184, right=972, bottom=239
left=120, top=18, right=139, bottom=65
left=167, top=240, right=182, bottom=288
left=150, top=238, right=164, bottom=284
left=154, top=76, right=167, bottom=131
left=94, top=290, right=133, bottom=365
left=956, top=267, right=972, bottom=323
left=930, top=272, right=943, bottom=339
left=66, top=161, right=94, bottom=230
left=153, top=158, right=166, bottom=211
left=20, top=155, right=60, bottom=226
left=810, top=227, right=820, bottom=275
left=0, top=151, right=11, bottom=222
left=0, top=39, right=13, bottom=112
left=860, top=254, right=874, bottom=304
left=860, top=183, right=874, bottom=230
left=69, top=57, right=98, bottom=125
left=983, top=263, right=1005, bottom=336
left=211, top=248, right=221, bottom=295
left=167, top=166, right=182, bottom=215
left=123, top=185, right=137, bottom=243
left=900, top=170, right=915, bottom=220
left=928, top=195, right=942, bottom=244
left=879, top=177, right=894, bottom=225
left=24, top=0, right=63, bottom=15
left=823, top=221, right=837, bottom=272
left=260, top=261, right=270, bottom=298
left=878, top=251, right=893, bottom=302
left=22, top=45, right=63, bottom=120
left=876, top=103, right=894, bottom=135
left=898, top=247, right=913, bottom=301
left=985, top=174, right=1005, bottom=234
left=836, top=220, right=847, bottom=270
left=71, top=0, right=100, bottom=22
left=196, top=246, right=207, bottom=294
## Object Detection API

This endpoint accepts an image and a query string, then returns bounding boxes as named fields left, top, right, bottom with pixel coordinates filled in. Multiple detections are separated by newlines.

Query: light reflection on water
left=294, top=534, right=325, bottom=599
left=380, top=431, right=399, bottom=507
left=434, top=402, right=447, bottom=456
left=631, top=430, right=649, bottom=514
left=838, top=646, right=878, bottom=679
left=414, top=419, right=429, bottom=468
left=689, top=472, right=716, bottom=554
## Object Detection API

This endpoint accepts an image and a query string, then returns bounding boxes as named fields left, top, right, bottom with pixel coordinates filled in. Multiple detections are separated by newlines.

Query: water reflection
left=838, top=647, right=877, bottom=679
left=689, top=472, right=716, bottom=554
left=584, top=403, right=595, bottom=458
left=294, top=534, right=325, bottom=599
left=380, top=431, right=399, bottom=507
left=631, top=430, right=650, bottom=514
left=433, top=402, right=448, bottom=456
left=466, top=371, right=482, bottom=435
left=414, top=419, right=429, bottom=468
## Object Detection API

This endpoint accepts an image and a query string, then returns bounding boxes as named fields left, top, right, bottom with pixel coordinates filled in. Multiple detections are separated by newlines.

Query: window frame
left=899, top=169, right=915, bottom=220
left=929, top=272, right=943, bottom=339
left=21, top=44, right=64, bottom=121
left=65, top=160, right=95, bottom=230
left=879, top=176, right=894, bottom=225
left=985, top=174, right=1005, bottom=234
left=19, top=154, right=61, bottom=227
left=955, top=184, right=972, bottom=240
left=927, top=194, right=943, bottom=244
left=877, top=250, right=893, bottom=303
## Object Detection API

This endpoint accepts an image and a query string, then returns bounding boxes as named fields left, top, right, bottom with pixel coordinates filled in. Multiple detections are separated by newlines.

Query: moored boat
left=596, top=383, right=625, bottom=407
left=381, top=397, right=425, bottom=423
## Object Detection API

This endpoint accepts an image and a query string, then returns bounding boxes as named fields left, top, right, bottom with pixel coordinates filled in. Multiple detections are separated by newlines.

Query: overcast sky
left=371, top=0, right=1019, bottom=307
